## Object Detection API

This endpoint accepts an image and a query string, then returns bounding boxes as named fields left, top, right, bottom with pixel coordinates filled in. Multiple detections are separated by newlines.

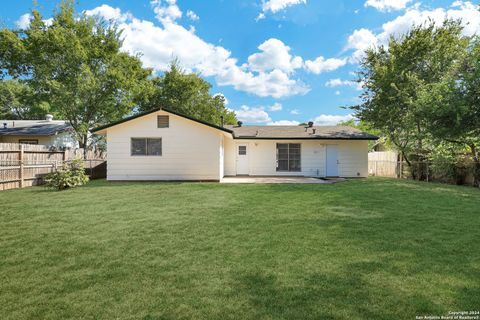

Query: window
left=131, top=138, right=162, bottom=156
left=238, top=145, right=247, bottom=155
left=276, top=143, right=301, bottom=172
left=18, top=139, right=38, bottom=145
left=157, top=115, right=169, bottom=128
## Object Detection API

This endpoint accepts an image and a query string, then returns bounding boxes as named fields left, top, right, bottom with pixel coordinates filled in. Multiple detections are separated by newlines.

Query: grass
left=0, top=178, right=479, bottom=320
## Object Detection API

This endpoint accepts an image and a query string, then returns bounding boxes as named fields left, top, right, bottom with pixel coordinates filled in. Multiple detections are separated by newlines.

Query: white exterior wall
left=0, top=132, right=78, bottom=148
left=224, top=138, right=368, bottom=178
left=105, top=111, right=223, bottom=181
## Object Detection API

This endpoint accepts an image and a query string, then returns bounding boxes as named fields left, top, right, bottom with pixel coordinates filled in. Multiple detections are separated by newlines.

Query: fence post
left=19, top=144, right=24, bottom=188
left=399, top=160, right=403, bottom=179
left=374, top=160, right=378, bottom=176
left=426, top=162, right=429, bottom=182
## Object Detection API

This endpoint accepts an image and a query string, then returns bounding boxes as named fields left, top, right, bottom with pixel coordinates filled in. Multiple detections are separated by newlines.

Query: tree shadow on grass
left=231, top=268, right=443, bottom=320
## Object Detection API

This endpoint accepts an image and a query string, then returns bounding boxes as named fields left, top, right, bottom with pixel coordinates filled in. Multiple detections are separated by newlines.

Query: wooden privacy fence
left=368, top=150, right=476, bottom=186
left=0, top=143, right=106, bottom=191
left=368, top=151, right=399, bottom=177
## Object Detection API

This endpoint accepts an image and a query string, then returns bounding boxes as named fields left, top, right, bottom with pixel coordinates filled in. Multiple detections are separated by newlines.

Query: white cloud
left=269, top=102, right=283, bottom=111
left=313, top=114, right=354, bottom=126
left=347, top=2, right=480, bottom=62
left=84, top=4, right=132, bottom=22
left=234, top=106, right=272, bottom=123
left=364, top=0, right=412, bottom=12
left=289, top=109, right=300, bottom=115
left=262, top=0, right=307, bottom=13
left=325, top=78, right=362, bottom=90
left=151, top=0, right=182, bottom=24
left=15, top=13, right=54, bottom=29
left=15, top=13, right=32, bottom=29
left=345, top=28, right=378, bottom=62
left=257, top=0, right=307, bottom=20
left=43, top=18, right=53, bottom=27
left=267, top=120, right=300, bottom=125
left=186, top=10, right=199, bottom=21
left=85, top=4, right=308, bottom=98
left=247, top=38, right=303, bottom=73
left=335, top=90, right=341, bottom=95
left=216, top=67, right=309, bottom=98
left=304, top=56, right=347, bottom=74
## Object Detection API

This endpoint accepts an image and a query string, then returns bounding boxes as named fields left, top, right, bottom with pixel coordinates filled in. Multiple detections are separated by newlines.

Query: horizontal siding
left=338, top=140, right=368, bottom=177
left=0, top=133, right=77, bottom=148
left=106, top=111, right=221, bottom=181
left=224, top=139, right=368, bottom=178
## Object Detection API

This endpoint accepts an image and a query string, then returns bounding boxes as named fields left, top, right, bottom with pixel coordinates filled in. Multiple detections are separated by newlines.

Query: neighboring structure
left=92, top=107, right=378, bottom=181
left=0, top=115, right=78, bottom=148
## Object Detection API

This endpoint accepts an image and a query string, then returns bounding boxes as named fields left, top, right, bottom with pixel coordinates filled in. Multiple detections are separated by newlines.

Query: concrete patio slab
left=221, top=176, right=342, bottom=184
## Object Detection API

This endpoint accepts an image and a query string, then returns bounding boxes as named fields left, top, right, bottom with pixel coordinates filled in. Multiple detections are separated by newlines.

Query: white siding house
left=92, top=108, right=377, bottom=181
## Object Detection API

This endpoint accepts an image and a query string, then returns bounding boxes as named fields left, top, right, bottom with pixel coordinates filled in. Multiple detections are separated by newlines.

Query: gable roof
left=226, top=125, right=378, bottom=140
left=91, top=107, right=378, bottom=140
left=91, top=107, right=233, bottom=134
left=0, top=120, right=72, bottom=136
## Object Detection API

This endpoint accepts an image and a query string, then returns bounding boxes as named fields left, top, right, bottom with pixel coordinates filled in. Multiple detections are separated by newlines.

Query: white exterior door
left=236, top=144, right=249, bottom=175
left=326, top=145, right=339, bottom=177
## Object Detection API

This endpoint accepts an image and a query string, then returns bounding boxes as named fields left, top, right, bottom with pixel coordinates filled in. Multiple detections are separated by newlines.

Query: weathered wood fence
left=368, top=150, right=476, bottom=186
left=368, top=151, right=399, bottom=177
left=0, top=143, right=106, bottom=191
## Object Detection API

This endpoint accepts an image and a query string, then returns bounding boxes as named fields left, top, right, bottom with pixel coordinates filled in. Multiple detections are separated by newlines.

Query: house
left=0, top=115, right=78, bottom=148
left=92, top=107, right=378, bottom=181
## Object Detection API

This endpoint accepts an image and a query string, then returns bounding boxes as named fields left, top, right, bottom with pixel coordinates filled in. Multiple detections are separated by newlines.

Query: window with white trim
left=131, top=138, right=162, bottom=156
left=238, top=145, right=247, bottom=155
left=276, top=143, right=301, bottom=172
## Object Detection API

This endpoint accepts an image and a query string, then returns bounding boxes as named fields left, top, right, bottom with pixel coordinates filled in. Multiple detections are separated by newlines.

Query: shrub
left=430, top=147, right=469, bottom=185
left=44, top=159, right=89, bottom=190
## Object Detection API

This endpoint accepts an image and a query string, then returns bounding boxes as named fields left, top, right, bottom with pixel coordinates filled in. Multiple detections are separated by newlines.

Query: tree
left=337, top=119, right=384, bottom=150
left=351, top=20, right=469, bottom=179
left=0, top=80, right=51, bottom=119
left=421, top=37, right=480, bottom=186
left=0, top=1, right=152, bottom=157
left=139, top=61, right=237, bottom=126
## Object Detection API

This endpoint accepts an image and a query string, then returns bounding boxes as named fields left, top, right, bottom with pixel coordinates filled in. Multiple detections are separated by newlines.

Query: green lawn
left=0, top=178, right=479, bottom=320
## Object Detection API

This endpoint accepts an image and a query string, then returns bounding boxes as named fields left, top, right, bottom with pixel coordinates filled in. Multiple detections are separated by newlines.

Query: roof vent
left=45, top=114, right=53, bottom=122
left=237, top=121, right=243, bottom=127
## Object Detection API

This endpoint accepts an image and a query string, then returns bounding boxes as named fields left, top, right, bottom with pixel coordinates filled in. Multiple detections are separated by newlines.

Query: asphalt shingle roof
left=0, top=120, right=72, bottom=136
left=225, top=125, right=378, bottom=140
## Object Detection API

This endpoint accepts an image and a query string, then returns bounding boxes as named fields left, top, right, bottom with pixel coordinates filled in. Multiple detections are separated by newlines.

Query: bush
left=44, top=159, right=89, bottom=190
left=430, top=147, right=469, bottom=185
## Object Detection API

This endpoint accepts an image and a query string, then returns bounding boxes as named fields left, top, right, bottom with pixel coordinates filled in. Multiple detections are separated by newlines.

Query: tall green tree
left=351, top=21, right=469, bottom=179
left=420, top=37, right=480, bottom=186
left=0, top=80, right=50, bottom=119
left=0, top=1, right=152, bottom=157
left=140, top=62, right=237, bottom=126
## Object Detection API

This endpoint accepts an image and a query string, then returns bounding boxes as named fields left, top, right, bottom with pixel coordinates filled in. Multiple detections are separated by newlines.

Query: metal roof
left=0, top=120, right=72, bottom=136
left=226, top=125, right=378, bottom=140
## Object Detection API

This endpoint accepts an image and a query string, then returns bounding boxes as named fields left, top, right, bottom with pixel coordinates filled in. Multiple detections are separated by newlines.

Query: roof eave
left=233, top=136, right=379, bottom=140
left=91, top=107, right=233, bottom=134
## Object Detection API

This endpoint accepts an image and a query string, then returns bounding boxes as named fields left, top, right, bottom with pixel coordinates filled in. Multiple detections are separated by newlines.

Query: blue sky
left=2, top=0, right=479, bottom=124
